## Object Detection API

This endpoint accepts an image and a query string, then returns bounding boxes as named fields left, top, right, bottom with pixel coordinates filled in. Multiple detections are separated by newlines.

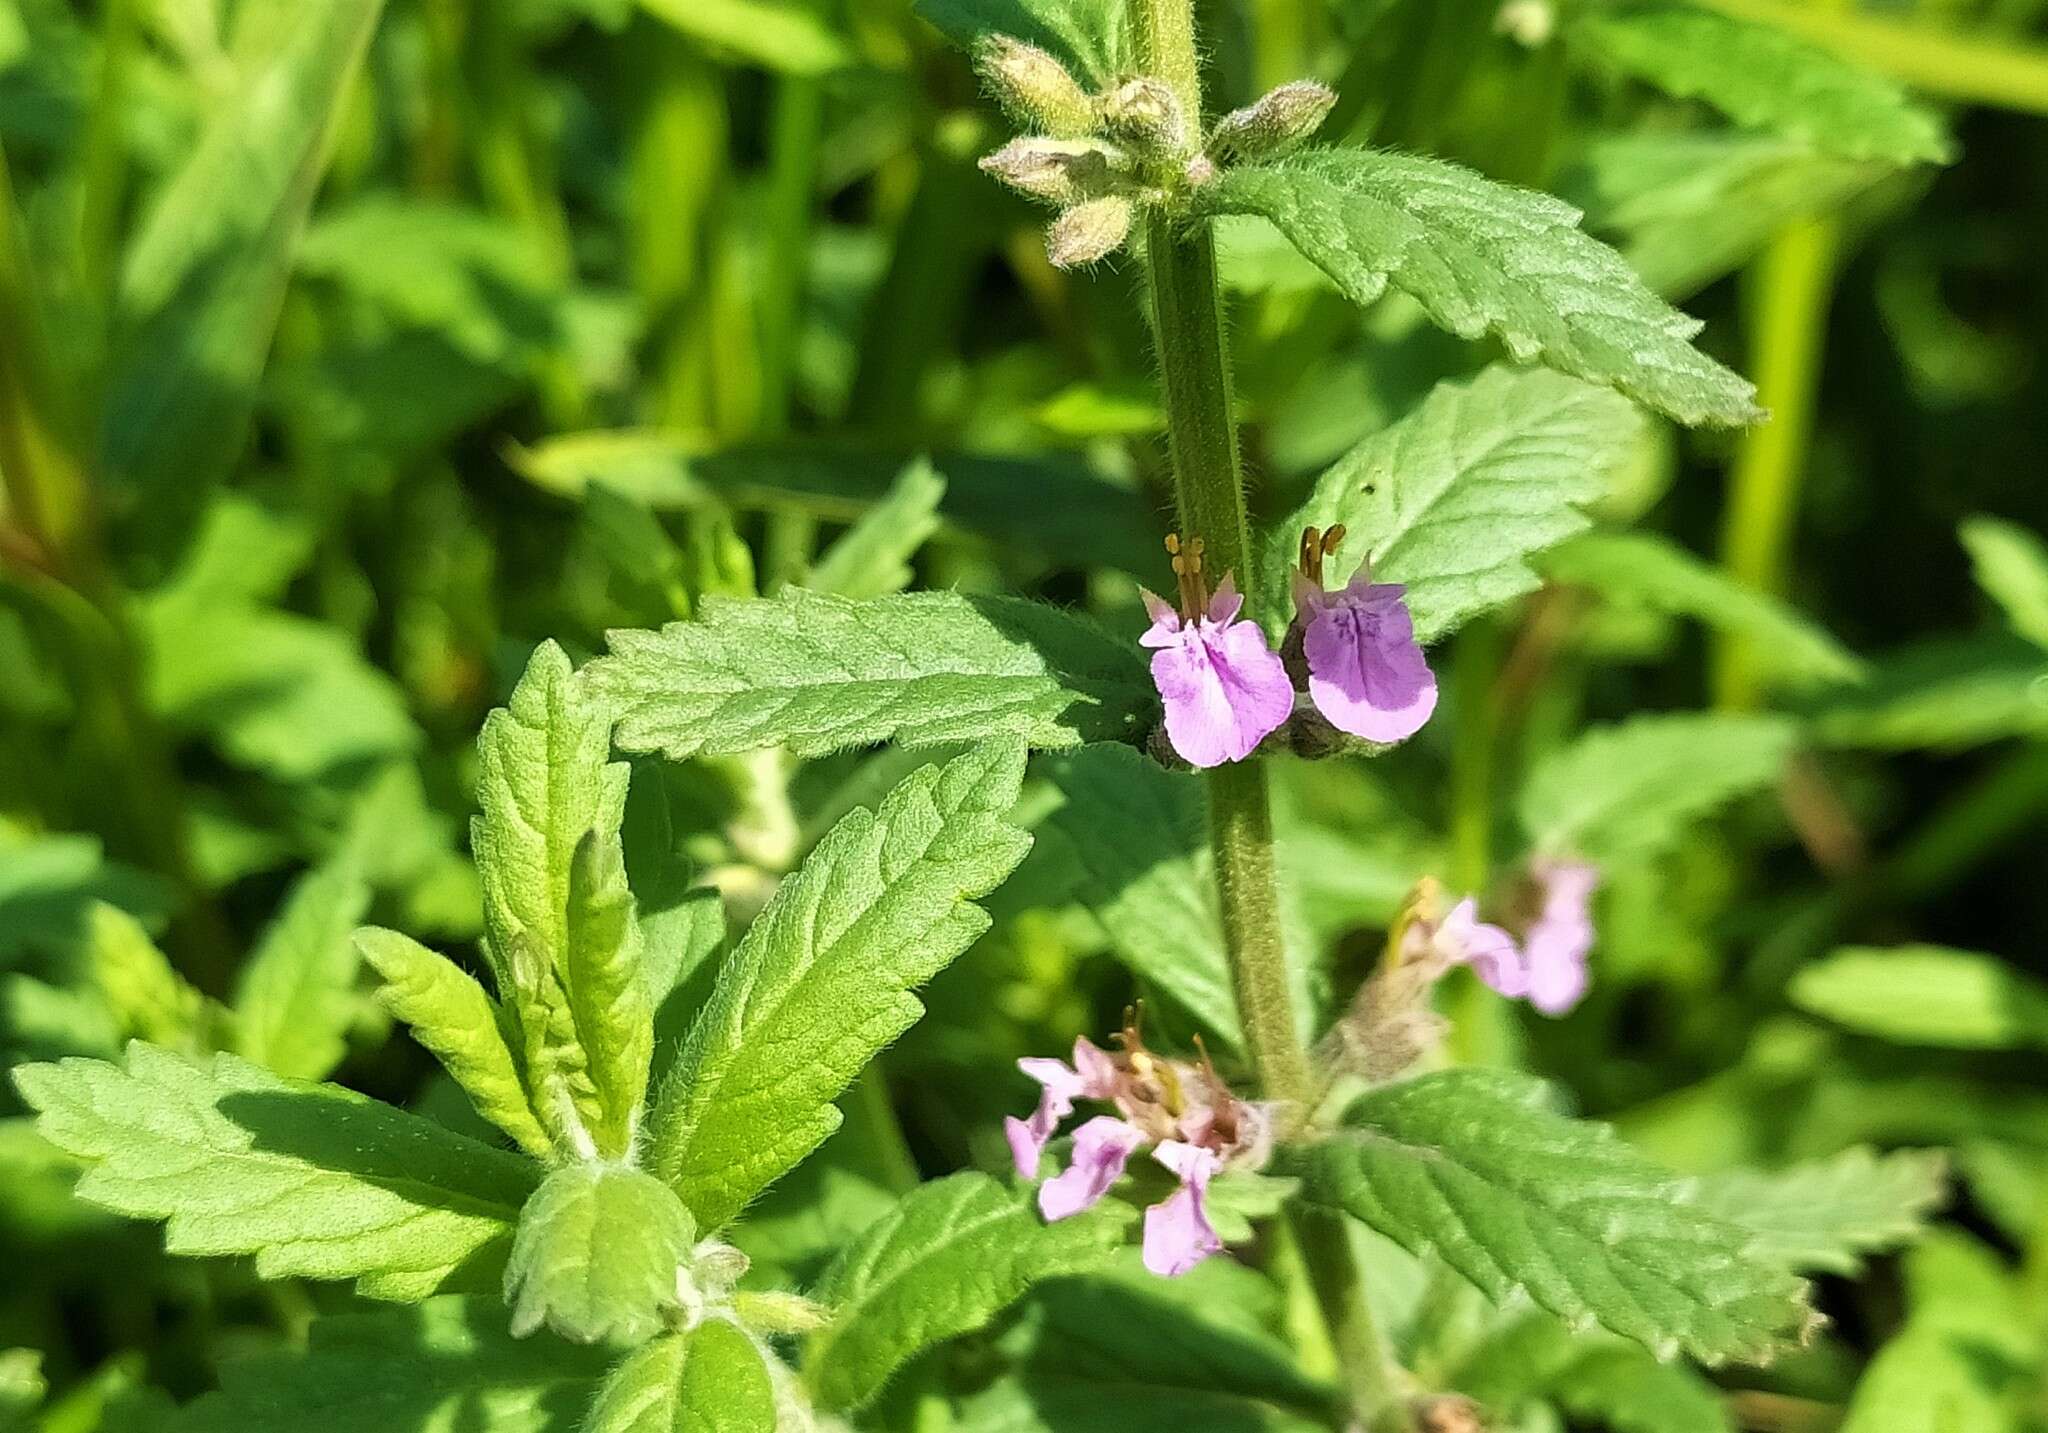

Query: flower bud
left=1045, top=196, right=1133, bottom=269
left=973, top=35, right=1096, bottom=137
left=978, top=137, right=1127, bottom=206
left=1101, top=77, right=1188, bottom=157
left=1207, top=80, right=1336, bottom=162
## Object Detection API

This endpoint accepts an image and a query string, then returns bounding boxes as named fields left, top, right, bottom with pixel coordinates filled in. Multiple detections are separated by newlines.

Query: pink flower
left=1140, top=537, right=1293, bottom=768
left=1002, top=1022, right=1271, bottom=1278
left=1521, top=858, right=1598, bottom=1016
left=1291, top=525, right=1436, bottom=744
left=1405, top=895, right=1528, bottom=998
left=1144, top=1142, right=1223, bottom=1276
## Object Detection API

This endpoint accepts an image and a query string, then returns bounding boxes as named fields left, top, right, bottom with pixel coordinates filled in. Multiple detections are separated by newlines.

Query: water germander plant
left=12, top=0, right=1959, bottom=1428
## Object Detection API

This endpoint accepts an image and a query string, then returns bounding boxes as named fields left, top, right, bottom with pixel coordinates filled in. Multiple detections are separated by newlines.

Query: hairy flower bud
left=1045, top=196, right=1132, bottom=269
left=1207, top=80, right=1336, bottom=162
left=973, top=35, right=1096, bottom=137
left=1101, top=77, right=1188, bottom=157
left=978, top=137, right=1127, bottom=206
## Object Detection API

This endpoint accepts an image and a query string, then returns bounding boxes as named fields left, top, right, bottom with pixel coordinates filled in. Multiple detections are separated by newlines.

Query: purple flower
left=1002, top=1021, right=1272, bottom=1278
left=1291, top=525, right=1436, bottom=744
left=1405, top=894, right=1528, bottom=999
left=1141, top=536, right=1293, bottom=768
left=1521, top=858, right=1598, bottom=1016
left=1143, top=1141, right=1223, bottom=1277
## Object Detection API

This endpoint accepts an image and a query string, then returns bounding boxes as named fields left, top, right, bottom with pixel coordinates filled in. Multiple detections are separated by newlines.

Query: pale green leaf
left=475, top=641, right=638, bottom=1159
left=1552, top=1342, right=1732, bottom=1433
left=13, top=1043, right=536, bottom=1298
left=582, top=1320, right=776, bottom=1433
left=1790, top=946, right=2048, bottom=1050
left=1961, top=515, right=2048, bottom=651
left=232, top=861, right=372, bottom=1081
left=563, top=830, right=653, bottom=1158
left=915, top=0, right=1131, bottom=88
left=1539, top=530, right=1865, bottom=689
left=1807, top=635, right=2048, bottom=750
left=1192, top=148, right=1761, bottom=427
left=1270, top=365, right=1645, bottom=638
left=86, top=904, right=221, bottom=1053
left=590, top=590, right=1150, bottom=761
left=806, top=458, right=947, bottom=600
left=1519, top=712, right=1798, bottom=861
left=1840, top=1324, right=2020, bottom=1433
left=162, top=1297, right=608, bottom=1433
left=1572, top=3, right=1950, bottom=165
left=1290, top=1070, right=1814, bottom=1364
left=648, top=741, right=1032, bottom=1230
left=101, top=0, right=384, bottom=508
left=1566, top=130, right=1890, bottom=299
left=355, top=927, right=554, bottom=1159
left=504, top=1163, right=697, bottom=1344
left=0, top=1348, right=41, bottom=1431
left=805, top=1172, right=1129, bottom=1412
left=1684, top=1147, right=1947, bottom=1275
left=639, top=0, right=850, bottom=76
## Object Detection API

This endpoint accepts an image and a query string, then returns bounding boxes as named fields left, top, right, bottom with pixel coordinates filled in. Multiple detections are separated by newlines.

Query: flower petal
left=1302, top=581, right=1437, bottom=743
left=1143, top=1141, right=1224, bottom=1276
left=1007, top=1056, right=1088, bottom=1177
left=1151, top=619, right=1293, bottom=768
left=1440, top=897, right=1529, bottom=999
left=1039, top=1116, right=1146, bottom=1221
left=1524, top=859, right=1598, bottom=1016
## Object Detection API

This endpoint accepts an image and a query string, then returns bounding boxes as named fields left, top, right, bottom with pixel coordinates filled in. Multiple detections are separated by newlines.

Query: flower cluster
left=972, top=35, right=1336, bottom=268
left=1006, top=1025, right=1273, bottom=1277
left=1403, top=861, right=1600, bottom=1016
left=1141, top=528, right=1437, bottom=769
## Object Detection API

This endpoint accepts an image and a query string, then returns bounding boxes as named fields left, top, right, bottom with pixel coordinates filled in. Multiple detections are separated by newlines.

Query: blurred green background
left=3, top=0, right=2048, bottom=1427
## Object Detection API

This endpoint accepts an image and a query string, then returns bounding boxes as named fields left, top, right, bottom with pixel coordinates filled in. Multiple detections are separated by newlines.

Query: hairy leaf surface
left=231, top=861, right=371, bottom=1081
left=582, top=1321, right=776, bottom=1433
left=503, top=1163, right=697, bottom=1344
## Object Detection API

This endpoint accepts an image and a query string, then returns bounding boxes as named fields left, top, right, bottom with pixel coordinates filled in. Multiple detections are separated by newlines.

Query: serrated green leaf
left=1684, top=1147, right=1947, bottom=1275
left=1572, top=3, right=1950, bottom=166
left=1539, top=530, right=1865, bottom=689
left=1806, top=634, right=2048, bottom=750
left=805, top=1172, right=1129, bottom=1412
left=806, top=458, right=947, bottom=600
left=582, top=1320, right=776, bottom=1433
left=86, top=904, right=221, bottom=1053
left=1961, top=515, right=2048, bottom=651
left=914, top=0, right=1131, bottom=88
left=591, top=590, right=1150, bottom=761
left=503, top=1163, right=697, bottom=1344
left=355, top=927, right=553, bottom=1158
left=1289, top=1070, right=1813, bottom=1364
left=1790, top=946, right=2048, bottom=1050
left=231, top=861, right=371, bottom=1081
left=1269, top=365, right=1645, bottom=639
left=100, top=0, right=383, bottom=516
left=1519, top=712, right=1797, bottom=861
left=476, top=641, right=641, bottom=1159
left=1191, top=148, right=1761, bottom=427
left=13, top=1043, right=535, bottom=1298
left=648, top=741, right=1031, bottom=1230
left=162, top=1297, right=609, bottom=1433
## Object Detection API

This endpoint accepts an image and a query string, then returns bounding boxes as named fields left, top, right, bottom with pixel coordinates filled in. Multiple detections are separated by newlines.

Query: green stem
left=1714, top=216, right=1840, bottom=711
left=1291, top=1208, right=1415, bottom=1431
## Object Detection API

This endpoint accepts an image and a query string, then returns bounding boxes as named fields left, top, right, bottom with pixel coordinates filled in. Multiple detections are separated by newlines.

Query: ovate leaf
left=591, top=590, right=1149, bottom=761
left=647, top=741, right=1031, bottom=1230
left=13, top=1043, right=536, bottom=1300
left=1271, top=365, right=1644, bottom=638
left=1290, top=1070, right=1814, bottom=1364
left=805, top=1172, right=1130, bottom=1412
left=806, top=458, right=947, bottom=600
left=163, top=1297, right=609, bottom=1433
left=503, top=1163, right=697, bottom=1344
left=1572, top=3, right=1950, bottom=166
left=355, top=928, right=553, bottom=1158
left=914, top=0, right=1131, bottom=88
left=1520, top=712, right=1797, bottom=861
left=1790, top=946, right=2048, bottom=1050
left=582, top=1320, right=776, bottom=1433
left=1685, top=1147, right=1948, bottom=1275
left=231, top=861, right=372, bottom=1081
left=1539, top=530, right=1865, bottom=690
left=1961, top=515, right=2048, bottom=651
left=1192, top=148, right=1761, bottom=427
left=475, top=641, right=643, bottom=1159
